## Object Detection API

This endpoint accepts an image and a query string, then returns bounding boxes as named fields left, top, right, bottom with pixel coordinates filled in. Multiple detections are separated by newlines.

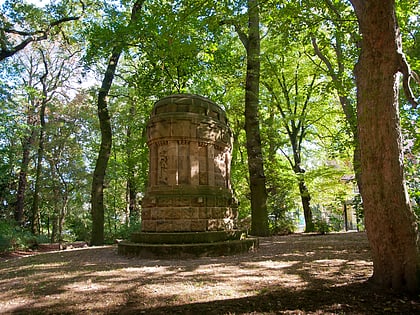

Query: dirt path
left=0, top=232, right=419, bottom=314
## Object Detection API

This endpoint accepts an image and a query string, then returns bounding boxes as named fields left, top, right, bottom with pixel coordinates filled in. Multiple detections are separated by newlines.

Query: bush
left=105, top=218, right=142, bottom=244
left=0, top=220, right=37, bottom=252
left=67, top=214, right=91, bottom=242
left=268, top=212, right=297, bottom=235
left=313, top=218, right=331, bottom=234
left=0, top=234, right=11, bottom=252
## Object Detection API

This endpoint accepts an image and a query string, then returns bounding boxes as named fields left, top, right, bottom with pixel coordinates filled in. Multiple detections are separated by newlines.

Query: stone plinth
left=118, top=94, right=258, bottom=258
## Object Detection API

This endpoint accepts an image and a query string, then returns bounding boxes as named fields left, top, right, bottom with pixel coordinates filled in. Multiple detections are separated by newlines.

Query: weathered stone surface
left=118, top=238, right=259, bottom=259
left=141, top=94, right=238, bottom=232
left=118, top=94, right=257, bottom=258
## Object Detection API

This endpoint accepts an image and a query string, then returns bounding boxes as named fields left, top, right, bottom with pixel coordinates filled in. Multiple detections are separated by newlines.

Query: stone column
left=141, top=94, right=238, bottom=232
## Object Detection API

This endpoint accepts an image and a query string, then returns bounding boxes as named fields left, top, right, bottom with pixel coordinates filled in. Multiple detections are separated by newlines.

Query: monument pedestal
left=117, top=231, right=258, bottom=258
left=118, top=94, right=258, bottom=258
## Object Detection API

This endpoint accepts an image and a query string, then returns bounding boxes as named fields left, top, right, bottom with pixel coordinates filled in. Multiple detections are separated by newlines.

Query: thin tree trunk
left=298, top=179, right=313, bottom=232
left=350, top=0, right=420, bottom=292
left=31, top=100, right=46, bottom=235
left=31, top=50, right=51, bottom=235
left=58, top=195, right=68, bottom=250
left=51, top=193, right=60, bottom=243
left=126, top=105, right=138, bottom=223
left=244, top=0, right=269, bottom=236
left=90, top=47, right=120, bottom=246
left=90, top=0, right=144, bottom=245
left=15, top=122, right=36, bottom=225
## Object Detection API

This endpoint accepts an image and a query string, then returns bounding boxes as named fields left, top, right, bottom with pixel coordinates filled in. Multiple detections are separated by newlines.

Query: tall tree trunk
left=90, top=47, right=120, bottom=246
left=90, top=0, right=144, bottom=245
left=51, top=186, right=60, bottom=243
left=31, top=54, right=49, bottom=235
left=14, top=113, right=36, bottom=225
left=126, top=105, right=138, bottom=223
left=15, top=121, right=36, bottom=225
left=244, top=0, right=269, bottom=236
left=350, top=0, right=420, bottom=292
left=292, top=157, right=313, bottom=232
left=31, top=99, right=46, bottom=235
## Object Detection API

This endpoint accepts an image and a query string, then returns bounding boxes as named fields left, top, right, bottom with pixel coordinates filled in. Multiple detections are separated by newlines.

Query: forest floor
left=0, top=232, right=419, bottom=314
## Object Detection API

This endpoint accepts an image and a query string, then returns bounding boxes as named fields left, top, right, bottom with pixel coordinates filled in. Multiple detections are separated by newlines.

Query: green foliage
left=104, top=218, right=142, bottom=244
left=313, top=217, right=331, bottom=235
left=67, top=211, right=92, bottom=242
left=268, top=210, right=298, bottom=235
left=0, top=220, right=36, bottom=252
left=1, top=0, right=418, bottom=245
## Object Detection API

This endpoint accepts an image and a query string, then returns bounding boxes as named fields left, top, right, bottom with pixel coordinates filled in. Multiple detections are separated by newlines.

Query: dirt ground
left=0, top=232, right=419, bottom=314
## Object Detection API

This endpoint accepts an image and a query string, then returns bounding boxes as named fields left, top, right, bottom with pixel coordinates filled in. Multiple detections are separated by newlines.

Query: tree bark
left=15, top=119, right=36, bottom=225
left=126, top=105, right=138, bottom=223
left=30, top=99, right=45, bottom=235
left=350, top=0, right=420, bottom=292
left=298, top=178, right=313, bottom=233
left=90, top=47, right=120, bottom=246
left=31, top=60, right=49, bottom=235
left=243, top=0, right=269, bottom=236
left=90, top=0, right=144, bottom=246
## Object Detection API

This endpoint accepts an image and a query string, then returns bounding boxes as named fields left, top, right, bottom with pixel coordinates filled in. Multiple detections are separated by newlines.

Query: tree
left=308, top=0, right=362, bottom=194
left=349, top=0, right=420, bottom=292
left=0, top=0, right=83, bottom=61
left=235, top=0, right=269, bottom=236
left=263, top=53, right=321, bottom=232
left=261, top=34, right=348, bottom=232
left=90, top=0, right=144, bottom=246
left=13, top=52, right=41, bottom=226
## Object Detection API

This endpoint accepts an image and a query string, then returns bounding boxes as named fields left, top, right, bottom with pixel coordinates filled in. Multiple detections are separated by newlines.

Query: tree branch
left=220, top=19, right=249, bottom=50
left=398, top=52, right=419, bottom=109
left=0, top=15, right=81, bottom=62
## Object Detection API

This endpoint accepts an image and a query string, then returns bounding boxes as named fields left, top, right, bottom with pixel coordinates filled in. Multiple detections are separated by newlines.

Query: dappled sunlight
left=64, top=279, right=109, bottom=292
left=0, top=232, right=384, bottom=314
left=242, top=259, right=300, bottom=270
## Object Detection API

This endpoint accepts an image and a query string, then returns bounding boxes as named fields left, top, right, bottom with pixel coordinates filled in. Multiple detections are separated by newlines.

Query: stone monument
left=118, top=94, right=258, bottom=258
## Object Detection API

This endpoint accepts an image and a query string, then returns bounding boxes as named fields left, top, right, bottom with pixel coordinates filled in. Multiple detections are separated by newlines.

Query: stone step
left=130, top=230, right=247, bottom=244
left=117, top=238, right=259, bottom=259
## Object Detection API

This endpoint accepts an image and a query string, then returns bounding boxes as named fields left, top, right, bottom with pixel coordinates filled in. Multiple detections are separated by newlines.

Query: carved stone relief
left=158, top=144, right=168, bottom=185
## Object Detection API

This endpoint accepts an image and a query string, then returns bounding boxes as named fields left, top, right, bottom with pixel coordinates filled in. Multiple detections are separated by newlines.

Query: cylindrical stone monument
left=141, top=94, right=238, bottom=232
left=118, top=94, right=258, bottom=258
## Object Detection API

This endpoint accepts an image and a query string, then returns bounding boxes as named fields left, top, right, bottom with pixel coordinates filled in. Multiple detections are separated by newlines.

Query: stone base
left=141, top=187, right=238, bottom=233
left=117, top=230, right=258, bottom=259
left=130, top=230, right=246, bottom=244
left=117, top=238, right=258, bottom=259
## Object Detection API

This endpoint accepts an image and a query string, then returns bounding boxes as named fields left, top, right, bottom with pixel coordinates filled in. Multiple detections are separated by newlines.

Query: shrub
left=313, top=218, right=331, bottom=234
left=0, top=220, right=37, bottom=252
left=268, top=212, right=297, bottom=235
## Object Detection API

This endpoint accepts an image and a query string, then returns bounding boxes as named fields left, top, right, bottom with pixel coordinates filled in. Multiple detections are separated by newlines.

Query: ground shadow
left=2, top=233, right=419, bottom=314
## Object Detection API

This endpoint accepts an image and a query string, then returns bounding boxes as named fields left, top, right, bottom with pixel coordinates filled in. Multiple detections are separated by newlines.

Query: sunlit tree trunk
left=90, top=0, right=144, bottom=245
left=350, top=0, right=420, bottom=292
left=243, top=0, right=269, bottom=236
left=90, top=47, right=119, bottom=246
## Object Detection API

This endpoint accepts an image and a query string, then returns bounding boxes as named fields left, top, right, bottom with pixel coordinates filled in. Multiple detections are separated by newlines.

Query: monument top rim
left=152, top=94, right=226, bottom=116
